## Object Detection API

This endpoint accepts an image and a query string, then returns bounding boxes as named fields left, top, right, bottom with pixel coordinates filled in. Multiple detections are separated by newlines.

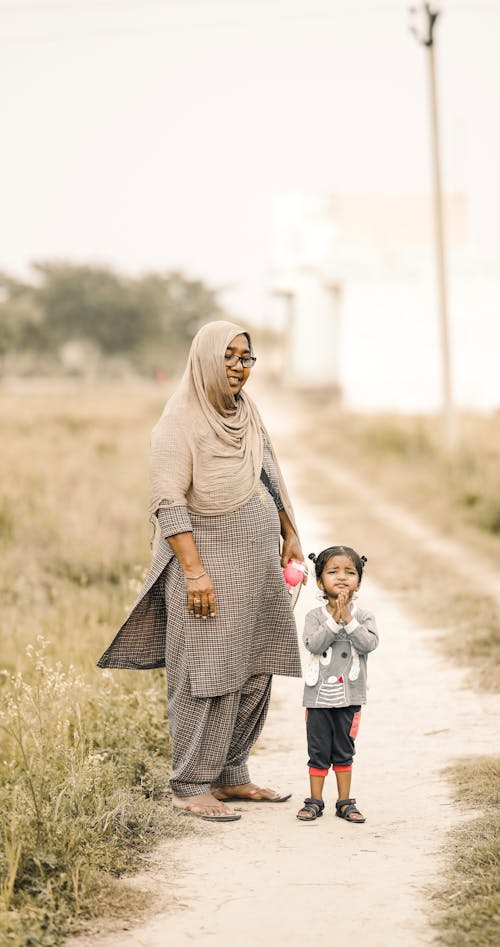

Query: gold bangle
left=185, top=570, right=206, bottom=580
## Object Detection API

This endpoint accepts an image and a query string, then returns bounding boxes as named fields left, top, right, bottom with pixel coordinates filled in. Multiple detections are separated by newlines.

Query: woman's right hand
left=165, top=532, right=216, bottom=620
left=186, top=572, right=216, bottom=619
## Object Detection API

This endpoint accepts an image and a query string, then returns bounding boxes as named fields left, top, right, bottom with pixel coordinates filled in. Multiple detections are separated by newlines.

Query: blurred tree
left=0, top=262, right=224, bottom=374
left=132, top=270, right=223, bottom=371
left=0, top=272, right=43, bottom=354
left=33, top=262, right=146, bottom=354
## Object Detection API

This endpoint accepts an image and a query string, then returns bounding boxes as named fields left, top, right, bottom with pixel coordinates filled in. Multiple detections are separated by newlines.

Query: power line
left=4, top=0, right=488, bottom=14
left=1, top=3, right=497, bottom=56
left=1, top=0, right=498, bottom=18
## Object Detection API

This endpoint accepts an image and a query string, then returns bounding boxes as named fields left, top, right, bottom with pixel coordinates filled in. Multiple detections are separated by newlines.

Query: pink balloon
left=283, top=559, right=307, bottom=588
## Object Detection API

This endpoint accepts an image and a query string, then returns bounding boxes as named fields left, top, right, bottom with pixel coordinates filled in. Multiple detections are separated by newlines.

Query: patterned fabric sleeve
left=157, top=505, right=193, bottom=539
left=303, top=608, right=337, bottom=654
left=151, top=413, right=193, bottom=511
left=346, top=610, right=379, bottom=653
left=261, top=434, right=284, bottom=512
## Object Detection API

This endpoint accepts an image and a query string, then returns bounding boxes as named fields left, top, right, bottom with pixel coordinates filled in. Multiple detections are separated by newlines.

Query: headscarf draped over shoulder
left=150, top=320, right=298, bottom=531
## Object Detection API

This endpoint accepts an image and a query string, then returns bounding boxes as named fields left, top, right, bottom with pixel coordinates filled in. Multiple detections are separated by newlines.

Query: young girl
left=297, top=545, right=378, bottom=824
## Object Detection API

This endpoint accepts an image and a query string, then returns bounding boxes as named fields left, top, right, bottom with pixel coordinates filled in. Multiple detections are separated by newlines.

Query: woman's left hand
left=280, top=530, right=308, bottom=584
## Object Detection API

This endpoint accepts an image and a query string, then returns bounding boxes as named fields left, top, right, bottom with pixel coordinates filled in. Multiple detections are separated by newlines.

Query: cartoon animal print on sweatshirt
left=313, top=639, right=362, bottom=707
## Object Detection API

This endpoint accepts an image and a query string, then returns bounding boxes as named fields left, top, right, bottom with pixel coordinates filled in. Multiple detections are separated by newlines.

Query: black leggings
left=306, top=705, right=361, bottom=773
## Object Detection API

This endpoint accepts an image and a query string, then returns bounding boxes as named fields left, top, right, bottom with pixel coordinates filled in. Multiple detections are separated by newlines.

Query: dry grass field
left=433, top=757, right=500, bottom=947
left=303, top=405, right=500, bottom=563
left=1, top=380, right=498, bottom=945
left=0, top=380, right=188, bottom=946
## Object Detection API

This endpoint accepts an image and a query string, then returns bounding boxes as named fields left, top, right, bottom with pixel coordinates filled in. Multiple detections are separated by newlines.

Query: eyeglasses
left=224, top=354, right=257, bottom=369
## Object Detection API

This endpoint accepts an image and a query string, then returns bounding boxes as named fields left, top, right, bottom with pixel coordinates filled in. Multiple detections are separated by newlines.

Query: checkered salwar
left=161, top=480, right=301, bottom=792
left=167, top=666, right=272, bottom=796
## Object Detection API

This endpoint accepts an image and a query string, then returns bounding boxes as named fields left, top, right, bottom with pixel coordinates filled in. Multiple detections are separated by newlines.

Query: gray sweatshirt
left=302, top=604, right=379, bottom=709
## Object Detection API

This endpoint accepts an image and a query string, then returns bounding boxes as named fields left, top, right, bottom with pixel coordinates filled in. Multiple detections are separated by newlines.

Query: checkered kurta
left=97, top=437, right=302, bottom=696
left=163, top=483, right=301, bottom=697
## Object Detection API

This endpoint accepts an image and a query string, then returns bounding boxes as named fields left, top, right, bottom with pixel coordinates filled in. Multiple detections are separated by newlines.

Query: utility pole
left=409, top=4, right=456, bottom=451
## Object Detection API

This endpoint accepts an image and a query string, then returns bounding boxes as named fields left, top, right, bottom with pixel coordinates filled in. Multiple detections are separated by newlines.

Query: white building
left=271, top=192, right=500, bottom=412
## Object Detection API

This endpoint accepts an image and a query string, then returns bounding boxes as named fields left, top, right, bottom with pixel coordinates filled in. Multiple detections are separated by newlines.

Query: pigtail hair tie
left=360, top=555, right=368, bottom=567
left=307, top=552, right=317, bottom=564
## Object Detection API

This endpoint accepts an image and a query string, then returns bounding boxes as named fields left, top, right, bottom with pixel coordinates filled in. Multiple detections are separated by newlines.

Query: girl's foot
left=172, top=792, right=241, bottom=821
left=296, top=797, right=324, bottom=821
left=335, top=797, right=365, bottom=823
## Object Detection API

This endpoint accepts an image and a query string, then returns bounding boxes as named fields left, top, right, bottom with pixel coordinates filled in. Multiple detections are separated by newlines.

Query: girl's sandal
left=335, top=797, right=365, bottom=823
left=296, top=797, right=325, bottom=821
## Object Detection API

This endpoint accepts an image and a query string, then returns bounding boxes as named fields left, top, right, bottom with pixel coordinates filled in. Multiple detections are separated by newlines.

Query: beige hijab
left=150, top=320, right=297, bottom=532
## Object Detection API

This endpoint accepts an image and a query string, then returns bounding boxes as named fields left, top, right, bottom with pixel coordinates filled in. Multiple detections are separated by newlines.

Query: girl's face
left=318, top=554, right=360, bottom=601
left=224, top=333, right=252, bottom=397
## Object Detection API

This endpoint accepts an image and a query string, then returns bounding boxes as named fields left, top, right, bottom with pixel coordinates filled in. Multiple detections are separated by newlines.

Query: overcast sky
left=1, top=0, right=499, bottom=320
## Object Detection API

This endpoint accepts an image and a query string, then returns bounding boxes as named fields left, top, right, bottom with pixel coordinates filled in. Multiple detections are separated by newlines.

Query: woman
left=98, top=321, right=305, bottom=821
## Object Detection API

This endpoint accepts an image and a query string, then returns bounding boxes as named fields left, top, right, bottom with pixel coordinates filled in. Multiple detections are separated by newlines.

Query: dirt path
left=304, top=458, right=500, bottom=608
left=71, top=388, right=499, bottom=947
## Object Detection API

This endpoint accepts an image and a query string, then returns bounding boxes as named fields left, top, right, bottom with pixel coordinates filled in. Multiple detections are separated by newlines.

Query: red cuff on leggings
left=332, top=764, right=352, bottom=772
left=309, top=767, right=329, bottom=776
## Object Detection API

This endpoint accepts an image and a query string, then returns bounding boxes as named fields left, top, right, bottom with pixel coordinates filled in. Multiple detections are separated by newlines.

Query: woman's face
left=224, top=333, right=252, bottom=397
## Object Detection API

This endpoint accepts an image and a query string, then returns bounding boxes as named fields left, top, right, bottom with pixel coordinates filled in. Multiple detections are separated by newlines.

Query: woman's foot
left=172, top=792, right=241, bottom=821
left=212, top=782, right=291, bottom=803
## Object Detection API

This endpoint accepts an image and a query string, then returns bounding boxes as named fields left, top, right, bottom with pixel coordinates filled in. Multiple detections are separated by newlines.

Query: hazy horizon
left=1, top=0, right=499, bottom=322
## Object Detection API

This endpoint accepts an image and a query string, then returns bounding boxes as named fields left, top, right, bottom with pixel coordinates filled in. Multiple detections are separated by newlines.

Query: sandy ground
left=70, top=388, right=500, bottom=947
